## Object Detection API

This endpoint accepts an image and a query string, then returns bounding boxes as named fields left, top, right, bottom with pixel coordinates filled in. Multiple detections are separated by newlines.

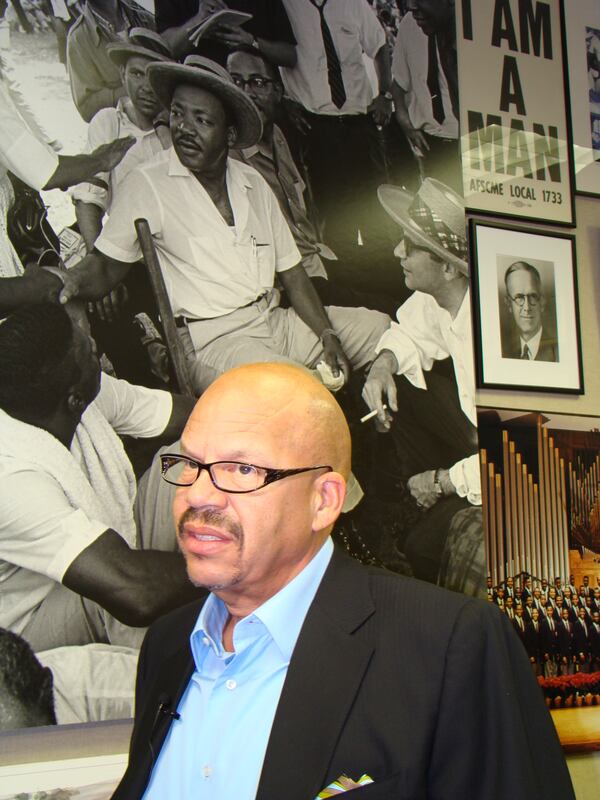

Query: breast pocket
left=337, top=771, right=420, bottom=799
left=331, top=23, right=362, bottom=66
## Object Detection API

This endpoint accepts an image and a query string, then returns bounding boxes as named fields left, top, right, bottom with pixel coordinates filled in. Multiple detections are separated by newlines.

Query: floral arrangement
left=538, top=671, right=600, bottom=707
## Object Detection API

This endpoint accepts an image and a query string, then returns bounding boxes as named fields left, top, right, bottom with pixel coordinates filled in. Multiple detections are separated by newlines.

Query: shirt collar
left=167, top=150, right=252, bottom=191
left=239, top=125, right=282, bottom=162
left=191, top=537, right=334, bottom=665
left=452, top=288, right=470, bottom=328
left=520, top=326, right=543, bottom=359
left=430, top=286, right=470, bottom=330
left=253, top=537, right=333, bottom=659
left=168, top=146, right=192, bottom=177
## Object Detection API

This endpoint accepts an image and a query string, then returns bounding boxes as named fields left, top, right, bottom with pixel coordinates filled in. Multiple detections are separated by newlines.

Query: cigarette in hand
left=360, top=404, right=388, bottom=423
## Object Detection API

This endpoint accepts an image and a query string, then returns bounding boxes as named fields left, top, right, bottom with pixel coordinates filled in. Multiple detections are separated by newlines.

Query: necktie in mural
left=310, top=0, right=346, bottom=108
left=427, top=34, right=445, bottom=123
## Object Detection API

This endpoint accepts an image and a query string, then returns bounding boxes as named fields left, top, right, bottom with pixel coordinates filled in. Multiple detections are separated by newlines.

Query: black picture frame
left=469, top=219, right=583, bottom=394
left=563, top=0, right=600, bottom=197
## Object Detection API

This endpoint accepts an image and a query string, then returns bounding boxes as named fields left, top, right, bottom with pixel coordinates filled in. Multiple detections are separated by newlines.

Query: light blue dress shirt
left=142, top=537, right=334, bottom=800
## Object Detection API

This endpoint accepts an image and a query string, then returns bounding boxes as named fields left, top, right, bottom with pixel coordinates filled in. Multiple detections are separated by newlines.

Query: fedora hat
left=147, top=56, right=262, bottom=150
left=378, top=179, right=468, bottom=275
left=107, top=28, right=174, bottom=67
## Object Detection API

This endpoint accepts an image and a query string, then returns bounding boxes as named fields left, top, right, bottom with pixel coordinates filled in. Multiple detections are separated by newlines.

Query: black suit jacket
left=557, top=620, right=574, bottom=660
left=501, top=327, right=559, bottom=362
left=112, top=549, right=574, bottom=799
left=540, top=618, right=559, bottom=657
left=573, top=619, right=591, bottom=655
left=524, top=620, right=542, bottom=661
left=590, top=623, right=600, bottom=659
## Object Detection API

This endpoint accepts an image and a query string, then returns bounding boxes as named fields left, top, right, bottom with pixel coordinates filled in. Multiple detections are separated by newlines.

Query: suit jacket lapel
left=256, top=550, right=376, bottom=800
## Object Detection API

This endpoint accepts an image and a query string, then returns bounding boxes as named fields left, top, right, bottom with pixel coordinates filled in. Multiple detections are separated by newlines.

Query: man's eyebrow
left=178, top=445, right=268, bottom=464
left=230, top=71, right=266, bottom=78
left=171, top=101, right=215, bottom=116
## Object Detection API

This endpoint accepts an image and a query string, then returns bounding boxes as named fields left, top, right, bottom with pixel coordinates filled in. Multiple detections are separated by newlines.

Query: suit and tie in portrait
left=499, top=261, right=559, bottom=363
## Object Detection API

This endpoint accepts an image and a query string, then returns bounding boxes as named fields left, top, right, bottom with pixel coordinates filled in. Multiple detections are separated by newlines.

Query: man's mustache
left=177, top=507, right=243, bottom=540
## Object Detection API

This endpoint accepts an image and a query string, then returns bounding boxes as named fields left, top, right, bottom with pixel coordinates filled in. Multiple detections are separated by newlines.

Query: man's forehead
left=228, top=50, right=268, bottom=76
left=506, top=270, right=540, bottom=290
left=125, top=54, right=154, bottom=70
left=172, top=83, right=225, bottom=112
left=183, top=393, right=300, bottom=452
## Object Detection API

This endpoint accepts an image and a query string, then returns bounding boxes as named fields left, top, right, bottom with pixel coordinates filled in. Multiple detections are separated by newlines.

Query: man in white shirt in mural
left=391, top=0, right=461, bottom=191
left=279, top=0, right=394, bottom=272
left=72, top=31, right=174, bottom=252
left=59, top=57, right=390, bottom=394
left=362, top=178, right=479, bottom=585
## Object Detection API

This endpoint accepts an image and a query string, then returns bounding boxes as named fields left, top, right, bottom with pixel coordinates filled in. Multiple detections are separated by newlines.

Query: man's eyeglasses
left=230, top=75, right=274, bottom=93
left=507, top=292, right=542, bottom=307
left=160, top=454, right=331, bottom=494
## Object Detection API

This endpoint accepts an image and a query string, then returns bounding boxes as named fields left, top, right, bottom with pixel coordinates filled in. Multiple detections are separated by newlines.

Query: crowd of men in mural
left=488, top=574, right=600, bottom=677
left=0, top=0, right=485, bottom=726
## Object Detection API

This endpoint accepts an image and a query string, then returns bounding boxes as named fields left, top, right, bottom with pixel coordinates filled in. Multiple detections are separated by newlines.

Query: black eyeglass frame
left=506, top=291, right=542, bottom=308
left=229, top=75, right=275, bottom=92
left=160, top=453, right=332, bottom=494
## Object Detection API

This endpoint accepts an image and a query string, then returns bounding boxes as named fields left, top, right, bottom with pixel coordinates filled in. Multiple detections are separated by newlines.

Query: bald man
left=113, top=363, right=574, bottom=800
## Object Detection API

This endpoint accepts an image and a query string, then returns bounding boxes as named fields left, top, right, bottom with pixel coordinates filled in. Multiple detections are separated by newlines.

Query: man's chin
left=174, top=145, right=205, bottom=171
left=519, top=324, right=541, bottom=339
left=186, top=564, right=242, bottom=592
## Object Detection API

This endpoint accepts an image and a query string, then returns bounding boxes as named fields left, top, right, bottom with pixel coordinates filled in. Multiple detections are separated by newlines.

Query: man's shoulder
left=67, top=8, right=91, bottom=42
left=323, top=549, right=482, bottom=631
left=537, top=329, right=559, bottom=361
left=118, top=147, right=171, bottom=188
left=397, top=11, right=421, bottom=39
left=366, top=564, right=479, bottom=619
left=500, top=327, right=520, bottom=359
left=228, top=155, right=271, bottom=189
left=88, top=105, right=120, bottom=132
left=90, top=373, right=172, bottom=437
left=395, top=289, right=441, bottom=319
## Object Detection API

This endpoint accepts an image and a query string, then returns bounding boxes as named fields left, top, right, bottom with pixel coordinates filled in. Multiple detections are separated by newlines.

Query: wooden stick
left=135, top=218, right=195, bottom=398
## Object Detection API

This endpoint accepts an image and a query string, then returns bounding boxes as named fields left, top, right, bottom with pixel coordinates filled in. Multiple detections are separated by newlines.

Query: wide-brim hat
left=377, top=178, right=468, bottom=275
left=107, top=28, right=174, bottom=67
left=147, top=56, right=262, bottom=150
left=107, top=43, right=174, bottom=67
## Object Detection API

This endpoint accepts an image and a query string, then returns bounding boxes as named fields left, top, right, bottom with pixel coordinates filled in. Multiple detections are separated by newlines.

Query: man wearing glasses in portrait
left=501, top=260, right=559, bottom=363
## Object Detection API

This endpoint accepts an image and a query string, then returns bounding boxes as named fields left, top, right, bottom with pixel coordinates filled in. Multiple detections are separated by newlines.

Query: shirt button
left=226, top=679, right=237, bottom=690
left=202, top=637, right=210, bottom=646
left=202, top=765, right=212, bottom=778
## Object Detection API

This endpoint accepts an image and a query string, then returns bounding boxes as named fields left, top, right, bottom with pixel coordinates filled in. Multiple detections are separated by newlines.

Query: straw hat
left=107, top=28, right=173, bottom=67
left=147, top=56, right=262, bottom=150
left=377, top=179, right=468, bottom=275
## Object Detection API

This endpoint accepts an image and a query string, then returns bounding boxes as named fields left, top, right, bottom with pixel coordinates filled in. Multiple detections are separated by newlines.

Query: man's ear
left=441, top=260, right=459, bottom=281
left=226, top=125, right=238, bottom=148
left=311, top=472, right=346, bottom=534
left=66, top=390, right=86, bottom=416
left=118, top=64, right=127, bottom=84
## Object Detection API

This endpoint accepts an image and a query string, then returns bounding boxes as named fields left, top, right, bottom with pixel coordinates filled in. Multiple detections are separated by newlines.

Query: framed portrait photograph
left=469, top=220, right=582, bottom=393
left=564, top=0, right=600, bottom=196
